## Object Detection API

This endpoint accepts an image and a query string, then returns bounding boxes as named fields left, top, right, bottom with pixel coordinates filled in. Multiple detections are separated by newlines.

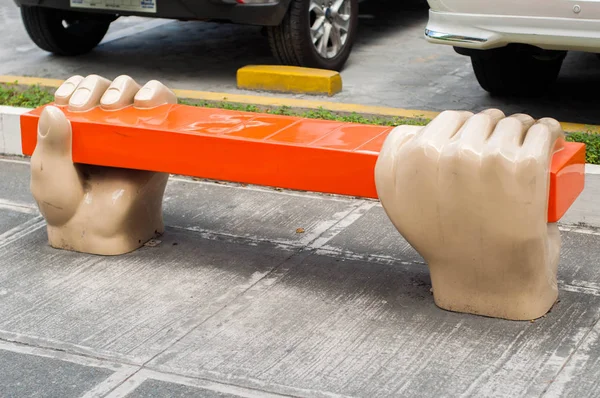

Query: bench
left=19, top=75, right=587, bottom=320
left=21, top=102, right=585, bottom=223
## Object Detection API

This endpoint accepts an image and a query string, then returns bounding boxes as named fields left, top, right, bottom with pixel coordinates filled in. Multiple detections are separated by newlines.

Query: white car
left=424, top=0, right=600, bottom=95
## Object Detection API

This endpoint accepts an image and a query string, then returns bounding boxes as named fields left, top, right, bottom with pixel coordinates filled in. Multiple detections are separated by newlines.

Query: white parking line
left=0, top=339, right=140, bottom=398
left=307, top=201, right=377, bottom=249
left=559, top=225, right=600, bottom=236
left=0, top=335, right=342, bottom=398
left=104, top=369, right=291, bottom=398
left=0, top=339, right=134, bottom=372
left=0, top=157, right=29, bottom=165
left=81, top=368, right=140, bottom=398
left=0, top=198, right=37, bottom=214
left=100, top=372, right=150, bottom=398
left=0, top=216, right=45, bottom=249
left=559, top=281, right=600, bottom=297
left=169, top=176, right=357, bottom=203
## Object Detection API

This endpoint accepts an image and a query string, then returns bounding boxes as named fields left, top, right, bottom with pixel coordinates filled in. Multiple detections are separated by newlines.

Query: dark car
left=13, top=0, right=358, bottom=71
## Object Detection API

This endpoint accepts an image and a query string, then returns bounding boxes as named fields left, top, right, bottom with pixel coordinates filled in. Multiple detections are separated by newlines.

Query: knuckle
left=498, top=116, right=523, bottom=129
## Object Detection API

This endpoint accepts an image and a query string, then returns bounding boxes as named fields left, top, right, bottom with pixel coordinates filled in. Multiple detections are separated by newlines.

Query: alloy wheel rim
left=309, top=0, right=352, bottom=59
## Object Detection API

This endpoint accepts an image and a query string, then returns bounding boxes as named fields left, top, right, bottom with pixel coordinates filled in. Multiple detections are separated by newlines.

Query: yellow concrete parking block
left=236, top=65, right=342, bottom=97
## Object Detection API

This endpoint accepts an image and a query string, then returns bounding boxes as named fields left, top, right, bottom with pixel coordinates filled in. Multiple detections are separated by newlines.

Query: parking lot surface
left=3, top=0, right=600, bottom=124
left=1, top=157, right=600, bottom=397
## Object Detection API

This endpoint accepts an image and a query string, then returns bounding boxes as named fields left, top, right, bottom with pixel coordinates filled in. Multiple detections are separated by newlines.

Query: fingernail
left=70, top=88, right=91, bottom=107
left=55, top=83, right=77, bottom=99
left=134, top=81, right=176, bottom=109
left=101, top=88, right=121, bottom=105
left=136, top=86, right=154, bottom=102
left=38, top=106, right=71, bottom=152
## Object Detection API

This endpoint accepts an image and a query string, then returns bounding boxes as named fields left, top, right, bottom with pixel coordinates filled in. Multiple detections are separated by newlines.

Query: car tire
left=267, top=0, right=359, bottom=71
left=468, top=46, right=566, bottom=96
left=21, top=6, right=114, bottom=56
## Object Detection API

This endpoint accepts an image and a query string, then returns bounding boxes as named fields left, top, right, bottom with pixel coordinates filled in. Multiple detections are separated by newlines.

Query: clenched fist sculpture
left=375, top=109, right=564, bottom=320
left=30, top=74, right=177, bottom=255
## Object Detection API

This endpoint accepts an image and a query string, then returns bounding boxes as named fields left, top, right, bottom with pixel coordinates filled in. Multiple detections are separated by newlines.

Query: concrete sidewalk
left=1, top=156, right=600, bottom=398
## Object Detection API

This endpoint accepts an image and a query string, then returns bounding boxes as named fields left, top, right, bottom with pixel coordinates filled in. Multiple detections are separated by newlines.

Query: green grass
left=567, top=132, right=600, bottom=165
left=0, top=82, right=54, bottom=108
left=1, top=81, right=599, bottom=164
left=178, top=99, right=430, bottom=127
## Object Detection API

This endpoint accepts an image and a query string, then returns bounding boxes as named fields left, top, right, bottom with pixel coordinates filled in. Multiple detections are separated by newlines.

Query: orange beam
left=20, top=104, right=585, bottom=222
left=549, top=141, right=586, bottom=222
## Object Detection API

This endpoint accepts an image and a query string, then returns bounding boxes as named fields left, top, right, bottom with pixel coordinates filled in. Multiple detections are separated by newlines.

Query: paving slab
left=0, top=159, right=36, bottom=206
left=127, top=379, right=248, bottom=398
left=163, top=178, right=361, bottom=247
left=0, top=208, right=35, bottom=235
left=0, top=349, right=113, bottom=398
left=1, top=157, right=600, bottom=397
left=318, top=204, right=425, bottom=265
left=148, top=250, right=600, bottom=398
left=544, top=321, right=600, bottom=398
left=0, top=226, right=294, bottom=364
left=558, top=231, right=600, bottom=290
left=561, top=174, right=600, bottom=228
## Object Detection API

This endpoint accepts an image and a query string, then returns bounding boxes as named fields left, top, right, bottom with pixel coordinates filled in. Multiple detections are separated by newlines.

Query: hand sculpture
left=30, top=74, right=177, bottom=255
left=375, top=109, right=564, bottom=320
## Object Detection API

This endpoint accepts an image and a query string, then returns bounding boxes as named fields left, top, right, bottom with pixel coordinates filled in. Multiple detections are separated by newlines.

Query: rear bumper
left=13, top=0, right=291, bottom=26
left=425, top=9, right=600, bottom=53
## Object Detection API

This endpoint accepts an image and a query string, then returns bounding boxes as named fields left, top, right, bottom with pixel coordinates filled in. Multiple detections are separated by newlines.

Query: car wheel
left=467, top=46, right=566, bottom=96
left=21, top=6, right=114, bottom=56
left=267, top=0, right=359, bottom=71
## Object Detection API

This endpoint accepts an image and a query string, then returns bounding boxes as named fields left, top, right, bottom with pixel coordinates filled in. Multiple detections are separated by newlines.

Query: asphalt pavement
left=3, top=0, right=600, bottom=124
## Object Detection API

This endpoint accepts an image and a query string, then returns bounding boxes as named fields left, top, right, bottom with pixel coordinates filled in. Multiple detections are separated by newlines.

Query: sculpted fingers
left=377, top=126, right=421, bottom=172
left=100, top=75, right=141, bottom=110
left=486, top=116, right=530, bottom=160
left=68, top=74, right=111, bottom=112
left=36, top=106, right=72, bottom=156
left=520, top=117, right=565, bottom=164
left=54, top=75, right=84, bottom=106
left=375, top=125, right=421, bottom=200
left=515, top=118, right=565, bottom=217
left=447, top=109, right=505, bottom=157
left=31, top=105, right=84, bottom=226
left=134, top=80, right=177, bottom=109
left=508, top=113, right=535, bottom=131
left=415, top=110, right=473, bottom=153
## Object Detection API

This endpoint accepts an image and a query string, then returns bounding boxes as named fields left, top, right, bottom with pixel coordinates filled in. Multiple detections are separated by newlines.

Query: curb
left=236, top=65, right=342, bottom=97
left=3, top=75, right=600, bottom=134
left=2, top=105, right=599, bottom=176
left=0, top=106, right=31, bottom=155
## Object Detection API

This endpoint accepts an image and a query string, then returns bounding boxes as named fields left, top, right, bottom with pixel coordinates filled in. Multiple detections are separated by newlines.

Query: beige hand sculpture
left=375, top=109, right=564, bottom=320
left=30, top=74, right=177, bottom=255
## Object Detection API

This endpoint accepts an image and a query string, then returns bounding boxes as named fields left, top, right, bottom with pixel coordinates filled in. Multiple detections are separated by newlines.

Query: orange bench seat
left=20, top=103, right=586, bottom=223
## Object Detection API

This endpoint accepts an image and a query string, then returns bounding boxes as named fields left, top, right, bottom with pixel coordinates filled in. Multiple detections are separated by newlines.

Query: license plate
left=70, top=0, right=156, bottom=13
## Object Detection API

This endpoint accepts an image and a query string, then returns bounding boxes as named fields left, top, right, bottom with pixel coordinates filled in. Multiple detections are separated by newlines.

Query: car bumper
left=13, top=0, right=290, bottom=26
left=425, top=9, right=600, bottom=52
